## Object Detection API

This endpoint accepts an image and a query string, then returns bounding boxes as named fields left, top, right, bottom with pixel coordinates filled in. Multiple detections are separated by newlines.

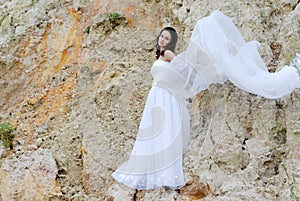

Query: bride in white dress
left=112, top=10, right=300, bottom=190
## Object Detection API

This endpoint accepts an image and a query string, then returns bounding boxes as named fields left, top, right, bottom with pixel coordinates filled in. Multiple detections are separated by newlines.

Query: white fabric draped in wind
left=172, top=10, right=300, bottom=99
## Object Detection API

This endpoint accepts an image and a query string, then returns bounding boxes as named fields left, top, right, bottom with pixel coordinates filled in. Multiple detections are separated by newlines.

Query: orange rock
left=180, top=180, right=212, bottom=200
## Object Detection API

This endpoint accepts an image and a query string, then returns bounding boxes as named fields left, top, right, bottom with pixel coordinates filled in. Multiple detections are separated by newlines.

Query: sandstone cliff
left=0, top=0, right=299, bottom=200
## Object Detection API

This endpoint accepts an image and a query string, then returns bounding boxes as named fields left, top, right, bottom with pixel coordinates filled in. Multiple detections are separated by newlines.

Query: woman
left=112, top=10, right=300, bottom=190
left=112, top=26, right=190, bottom=190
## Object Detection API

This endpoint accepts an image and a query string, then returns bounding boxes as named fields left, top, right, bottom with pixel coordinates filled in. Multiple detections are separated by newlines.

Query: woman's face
left=158, top=30, right=172, bottom=49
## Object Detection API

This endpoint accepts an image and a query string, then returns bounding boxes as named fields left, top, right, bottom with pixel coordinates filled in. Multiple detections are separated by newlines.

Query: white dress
left=112, top=59, right=191, bottom=190
left=112, top=10, right=300, bottom=190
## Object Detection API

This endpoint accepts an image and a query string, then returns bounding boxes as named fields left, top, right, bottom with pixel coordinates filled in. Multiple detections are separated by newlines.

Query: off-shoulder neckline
left=156, top=59, right=170, bottom=63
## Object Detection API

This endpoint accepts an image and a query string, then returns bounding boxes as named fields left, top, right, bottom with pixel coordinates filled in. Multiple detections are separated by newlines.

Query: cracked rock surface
left=0, top=0, right=299, bottom=200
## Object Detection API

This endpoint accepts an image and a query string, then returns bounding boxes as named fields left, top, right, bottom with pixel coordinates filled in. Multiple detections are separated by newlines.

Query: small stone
left=180, top=180, right=212, bottom=200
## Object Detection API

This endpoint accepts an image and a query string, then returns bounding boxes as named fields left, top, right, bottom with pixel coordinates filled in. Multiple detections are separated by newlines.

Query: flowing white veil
left=171, top=10, right=300, bottom=99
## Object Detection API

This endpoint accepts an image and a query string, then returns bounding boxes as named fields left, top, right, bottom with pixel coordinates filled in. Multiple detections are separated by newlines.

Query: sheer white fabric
left=177, top=10, right=300, bottom=99
left=112, top=10, right=300, bottom=190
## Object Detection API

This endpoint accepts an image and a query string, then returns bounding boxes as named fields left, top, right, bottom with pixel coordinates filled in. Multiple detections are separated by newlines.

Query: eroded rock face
left=0, top=0, right=299, bottom=200
left=0, top=149, right=61, bottom=200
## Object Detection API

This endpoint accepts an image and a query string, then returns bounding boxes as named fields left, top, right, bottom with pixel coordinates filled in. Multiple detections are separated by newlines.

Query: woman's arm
left=164, top=50, right=176, bottom=61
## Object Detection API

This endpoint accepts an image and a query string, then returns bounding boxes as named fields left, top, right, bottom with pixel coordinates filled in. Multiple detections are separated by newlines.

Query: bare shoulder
left=164, top=50, right=176, bottom=61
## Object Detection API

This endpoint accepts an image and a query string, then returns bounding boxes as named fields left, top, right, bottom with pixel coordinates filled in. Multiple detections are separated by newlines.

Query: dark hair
left=155, top=27, right=178, bottom=59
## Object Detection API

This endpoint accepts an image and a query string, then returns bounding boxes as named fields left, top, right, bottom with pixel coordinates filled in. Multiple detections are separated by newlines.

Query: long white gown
left=112, top=10, right=300, bottom=190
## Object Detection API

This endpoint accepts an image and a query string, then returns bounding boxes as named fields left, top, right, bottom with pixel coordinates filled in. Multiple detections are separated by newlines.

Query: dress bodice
left=151, top=59, right=189, bottom=99
left=151, top=57, right=211, bottom=99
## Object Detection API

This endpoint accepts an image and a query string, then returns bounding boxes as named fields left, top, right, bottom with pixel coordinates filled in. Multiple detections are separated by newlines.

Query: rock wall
left=0, top=0, right=299, bottom=200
